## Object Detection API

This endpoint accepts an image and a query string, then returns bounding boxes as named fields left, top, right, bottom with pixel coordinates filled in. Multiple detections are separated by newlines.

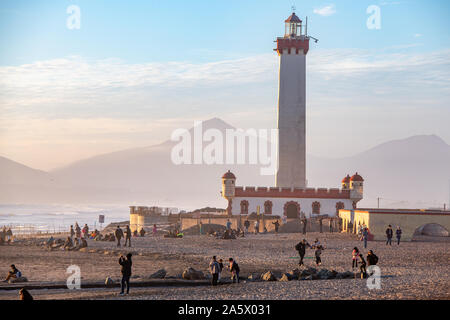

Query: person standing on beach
left=396, top=226, right=402, bottom=245
left=199, top=222, right=203, bottom=235
left=75, top=223, right=81, bottom=239
left=385, top=225, right=393, bottom=246
left=124, top=225, right=132, bottom=247
left=314, top=245, right=323, bottom=266
left=272, top=220, right=280, bottom=234
left=362, top=227, right=369, bottom=249
left=226, top=219, right=232, bottom=231
left=70, top=225, right=75, bottom=240
left=358, top=254, right=367, bottom=279
left=295, top=239, right=311, bottom=267
left=301, top=217, right=307, bottom=235
left=329, top=219, right=333, bottom=233
left=352, top=247, right=360, bottom=270
left=218, top=258, right=224, bottom=282
left=367, top=250, right=378, bottom=266
left=209, top=256, right=220, bottom=286
left=115, top=226, right=124, bottom=247
left=254, top=220, right=259, bottom=234
left=119, top=253, right=132, bottom=295
left=152, top=224, right=158, bottom=236
left=244, top=219, right=250, bottom=235
left=228, top=258, right=240, bottom=283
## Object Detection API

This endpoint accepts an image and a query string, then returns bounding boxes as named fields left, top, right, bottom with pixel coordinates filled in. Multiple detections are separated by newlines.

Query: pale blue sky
left=0, top=0, right=449, bottom=170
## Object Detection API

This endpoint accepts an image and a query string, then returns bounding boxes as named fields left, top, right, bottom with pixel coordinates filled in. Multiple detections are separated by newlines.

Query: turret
left=349, top=172, right=364, bottom=202
left=221, top=170, right=236, bottom=216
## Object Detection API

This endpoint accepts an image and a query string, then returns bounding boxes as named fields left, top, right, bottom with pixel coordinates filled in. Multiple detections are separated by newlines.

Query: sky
left=0, top=0, right=449, bottom=170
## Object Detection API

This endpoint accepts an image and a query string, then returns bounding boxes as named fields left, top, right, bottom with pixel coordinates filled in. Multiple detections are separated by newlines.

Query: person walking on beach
left=254, top=220, right=259, bottom=234
left=396, top=226, right=402, bottom=245
left=329, top=219, right=333, bottom=233
left=199, top=222, right=203, bottom=235
left=295, top=239, right=311, bottom=266
left=119, top=253, right=132, bottom=295
left=139, top=228, right=146, bottom=237
left=385, top=225, right=393, bottom=246
left=362, top=227, right=369, bottom=249
left=228, top=258, right=240, bottom=283
left=152, top=224, right=158, bottom=236
left=115, top=226, right=124, bottom=247
left=352, top=247, right=360, bottom=270
left=272, top=220, right=280, bottom=234
left=209, top=256, right=220, bottom=286
left=124, top=225, right=132, bottom=247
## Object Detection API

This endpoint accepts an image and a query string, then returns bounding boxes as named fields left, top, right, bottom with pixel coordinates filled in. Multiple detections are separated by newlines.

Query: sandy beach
left=0, top=232, right=449, bottom=300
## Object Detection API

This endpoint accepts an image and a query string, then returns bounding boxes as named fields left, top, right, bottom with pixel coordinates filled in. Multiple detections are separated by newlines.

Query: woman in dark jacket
left=119, top=253, right=132, bottom=295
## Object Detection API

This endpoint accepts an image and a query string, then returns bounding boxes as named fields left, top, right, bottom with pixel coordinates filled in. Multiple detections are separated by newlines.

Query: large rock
left=279, top=273, right=291, bottom=282
left=9, top=276, right=28, bottom=283
left=149, top=269, right=167, bottom=279
left=247, top=273, right=261, bottom=282
left=288, top=269, right=301, bottom=280
left=261, top=271, right=277, bottom=281
left=182, top=267, right=205, bottom=280
left=300, top=267, right=317, bottom=277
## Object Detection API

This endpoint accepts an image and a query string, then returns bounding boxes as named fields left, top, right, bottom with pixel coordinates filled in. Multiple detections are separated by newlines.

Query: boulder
left=182, top=267, right=205, bottom=280
left=261, top=271, right=277, bottom=281
left=288, top=268, right=301, bottom=280
left=9, top=276, right=28, bottom=283
left=279, top=273, right=291, bottom=282
left=105, top=277, right=114, bottom=285
left=247, top=273, right=261, bottom=282
left=149, top=269, right=167, bottom=279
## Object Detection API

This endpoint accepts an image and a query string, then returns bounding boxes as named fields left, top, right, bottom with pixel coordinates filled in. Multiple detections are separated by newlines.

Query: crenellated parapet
left=234, top=186, right=351, bottom=199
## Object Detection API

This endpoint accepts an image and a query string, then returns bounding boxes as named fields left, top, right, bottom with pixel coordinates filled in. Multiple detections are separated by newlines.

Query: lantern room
left=284, top=12, right=302, bottom=38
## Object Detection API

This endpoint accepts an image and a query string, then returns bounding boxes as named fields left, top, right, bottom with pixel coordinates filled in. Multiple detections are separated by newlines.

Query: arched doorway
left=284, top=201, right=300, bottom=219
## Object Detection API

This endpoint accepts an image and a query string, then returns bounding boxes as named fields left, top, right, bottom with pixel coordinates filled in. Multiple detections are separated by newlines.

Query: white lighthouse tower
left=275, top=11, right=312, bottom=188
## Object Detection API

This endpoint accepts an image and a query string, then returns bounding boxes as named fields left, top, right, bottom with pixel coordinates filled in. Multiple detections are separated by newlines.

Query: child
left=315, top=245, right=324, bottom=266
left=218, top=259, right=224, bottom=282
left=352, top=247, right=359, bottom=269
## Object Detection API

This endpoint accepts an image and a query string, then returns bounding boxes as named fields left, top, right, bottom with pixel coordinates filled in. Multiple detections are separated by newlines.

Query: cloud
left=313, top=4, right=336, bottom=16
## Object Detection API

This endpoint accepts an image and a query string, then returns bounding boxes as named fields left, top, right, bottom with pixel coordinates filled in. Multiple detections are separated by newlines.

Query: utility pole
left=377, top=197, right=380, bottom=209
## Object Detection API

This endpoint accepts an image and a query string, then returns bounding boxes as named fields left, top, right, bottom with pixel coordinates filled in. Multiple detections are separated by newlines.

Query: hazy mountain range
left=1, top=118, right=449, bottom=210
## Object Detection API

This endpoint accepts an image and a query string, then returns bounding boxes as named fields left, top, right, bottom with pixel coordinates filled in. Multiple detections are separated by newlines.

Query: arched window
left=312, top=201, right=321, bottom=214
left=335, top=202, right=345, bottom=214
left=264, top=201, right=273, bottom=215
left=240, top=200, right=249, bottom=215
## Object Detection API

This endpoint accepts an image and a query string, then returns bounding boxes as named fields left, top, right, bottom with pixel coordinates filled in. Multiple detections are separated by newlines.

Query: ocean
left=0, top=204, right=129, bottom=235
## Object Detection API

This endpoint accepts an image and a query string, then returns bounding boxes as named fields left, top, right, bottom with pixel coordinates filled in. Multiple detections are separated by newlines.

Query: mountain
left=1, top=118, right=449, bottom=209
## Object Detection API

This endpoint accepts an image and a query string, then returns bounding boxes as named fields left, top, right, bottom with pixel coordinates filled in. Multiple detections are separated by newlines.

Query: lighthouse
left=275, top=11, right=311, bottom=188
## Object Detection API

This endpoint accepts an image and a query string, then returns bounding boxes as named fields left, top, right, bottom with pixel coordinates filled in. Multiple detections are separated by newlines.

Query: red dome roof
left=350, top=172, right=364, bottom=182
left=222, top=170, right=236, bottom=179
left=342, top=175, right=351, bottom=183
left=285, top=13, right=302, bottom=23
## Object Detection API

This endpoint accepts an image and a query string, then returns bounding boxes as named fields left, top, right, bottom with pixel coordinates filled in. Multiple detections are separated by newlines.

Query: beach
left=0, top=232, right=449, bottom=300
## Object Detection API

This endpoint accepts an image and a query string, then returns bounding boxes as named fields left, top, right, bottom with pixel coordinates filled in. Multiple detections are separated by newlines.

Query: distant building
left=129, top=206, right=177, bottom=232
left=221, top=170, right=363, bottom=218
left=339, top=208, right=450, bottom=241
